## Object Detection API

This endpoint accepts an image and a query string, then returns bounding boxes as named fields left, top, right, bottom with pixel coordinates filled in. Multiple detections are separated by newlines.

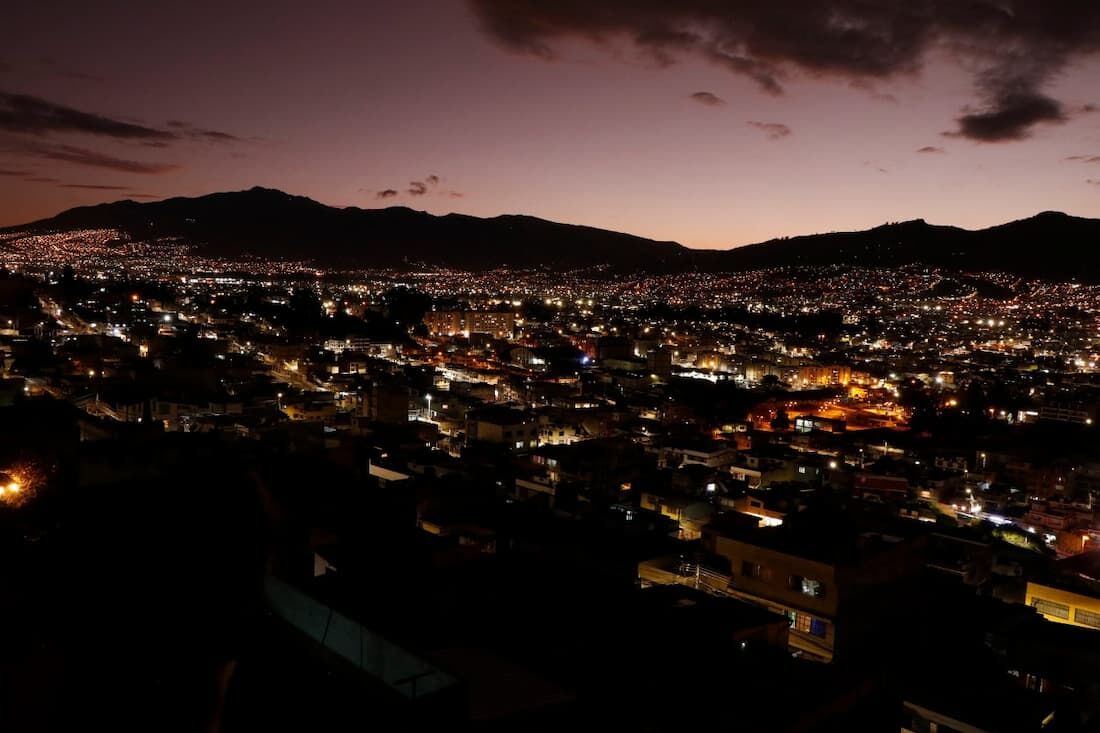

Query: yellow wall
left=712, top=536, right=838, bottom=660
left=1025, top=581, right=1100, bottom=630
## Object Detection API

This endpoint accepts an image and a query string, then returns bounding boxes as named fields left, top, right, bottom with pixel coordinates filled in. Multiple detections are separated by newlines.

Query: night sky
left=2, top=0, right=1100, bottom=247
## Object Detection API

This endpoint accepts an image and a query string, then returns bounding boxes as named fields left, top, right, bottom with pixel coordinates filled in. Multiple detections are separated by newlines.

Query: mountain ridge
left=5, top=187, right=1099, bottom=279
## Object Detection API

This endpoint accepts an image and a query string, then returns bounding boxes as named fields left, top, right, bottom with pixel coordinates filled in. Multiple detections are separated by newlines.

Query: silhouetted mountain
left=7, top=188, right=1099, bottom=280
left=720, top=212, right=1100, bottom=280
left=5, top=187, right=690, bottom=271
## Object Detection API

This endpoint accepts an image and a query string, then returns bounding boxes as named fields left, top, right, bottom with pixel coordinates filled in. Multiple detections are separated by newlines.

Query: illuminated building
left=1039, top=399, right=1099, bottom=426
left=423, top=311, right=463, bottom=337
left=1026, top=551, right=1100, bottom=630
left=465, top=311, right=515, bottom=339
left=281, top=399, right=338, bottom=425
left=797, top=364, right=851, bottom=387
left=701, top=514, right=926, bottom=662
left=537, top=419, right=589, bottom=446
left=729, top=494, right=785, bottom=527
left=466, top=406, right=539, bottom=451
left=323, top=336, right=397, bottom=358
left=794, top=414, right=846, bottom=433
left=638, top=491, right=714, bottom=540
left=423, top=310, right=515, bottom=339
left=656, top=438, right=736, bottom=470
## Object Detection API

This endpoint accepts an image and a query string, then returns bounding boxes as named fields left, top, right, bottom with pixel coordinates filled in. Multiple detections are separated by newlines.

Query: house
left=655, top=438, right=736, bottom=470
left=466, top=406, right=539, bottom=451
left=1025, top=551, right=1100, bottom=630
left=701, top=511, right=927, bottom=662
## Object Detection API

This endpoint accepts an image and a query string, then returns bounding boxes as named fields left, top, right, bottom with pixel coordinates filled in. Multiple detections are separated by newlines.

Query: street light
left=277, top=392, right=283, bottom=410
left=425, top=393, right=432, bottom=421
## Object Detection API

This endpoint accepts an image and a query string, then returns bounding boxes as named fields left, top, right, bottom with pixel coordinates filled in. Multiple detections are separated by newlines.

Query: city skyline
left=6, top=4, right=1100, bottom=727
left=3, top=0, right=1100, bottom=247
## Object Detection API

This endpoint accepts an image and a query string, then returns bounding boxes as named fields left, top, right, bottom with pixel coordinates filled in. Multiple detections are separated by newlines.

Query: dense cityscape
left=4, top=233, right=1100, bottom=730
left=7, top=1, right=1100, bottom=731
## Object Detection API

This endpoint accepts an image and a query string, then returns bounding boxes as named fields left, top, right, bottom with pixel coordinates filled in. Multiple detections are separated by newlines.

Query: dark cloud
left=0, top=93, right=242, bottom=178
left=1089, top=179, right=1100, bottom=186
left=23, top=176, right=59, bottom=184
left=949, top=90, right=1065, bottom=142
left=165, top=120, right=243, bottom=143
left=190, top=129, right=241, bottom=143
left=0, top=168, right=31, bottom=176
left=2, top=139, right=180, bottom=174
left=0, top=91, right=173, bottom=140
left=747, top=121, right=791, bottom=140
left=916, top=146, right=945, bottom=154
left=58, top=183, right=131, bottom=190
left=448, top=191, right=465, bottom=198
left=468, top=1, right=1100, bottom=142
left=377, top=176, right=452, bottom=199
left=1067, top=155, right=1100, bottom=163
left=690, top=91, right=725, bottom=107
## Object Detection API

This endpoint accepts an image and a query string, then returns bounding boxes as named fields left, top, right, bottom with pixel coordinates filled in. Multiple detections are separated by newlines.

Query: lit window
left=1031, top=598, right=1070, bottom=620
left=809, top=618, right=827, bottom=638
left=788, top=611, right=827, bottom=638
left=790, top=575, right=825, bottom=598
left=1074, top=608, right=1100, bottom=628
